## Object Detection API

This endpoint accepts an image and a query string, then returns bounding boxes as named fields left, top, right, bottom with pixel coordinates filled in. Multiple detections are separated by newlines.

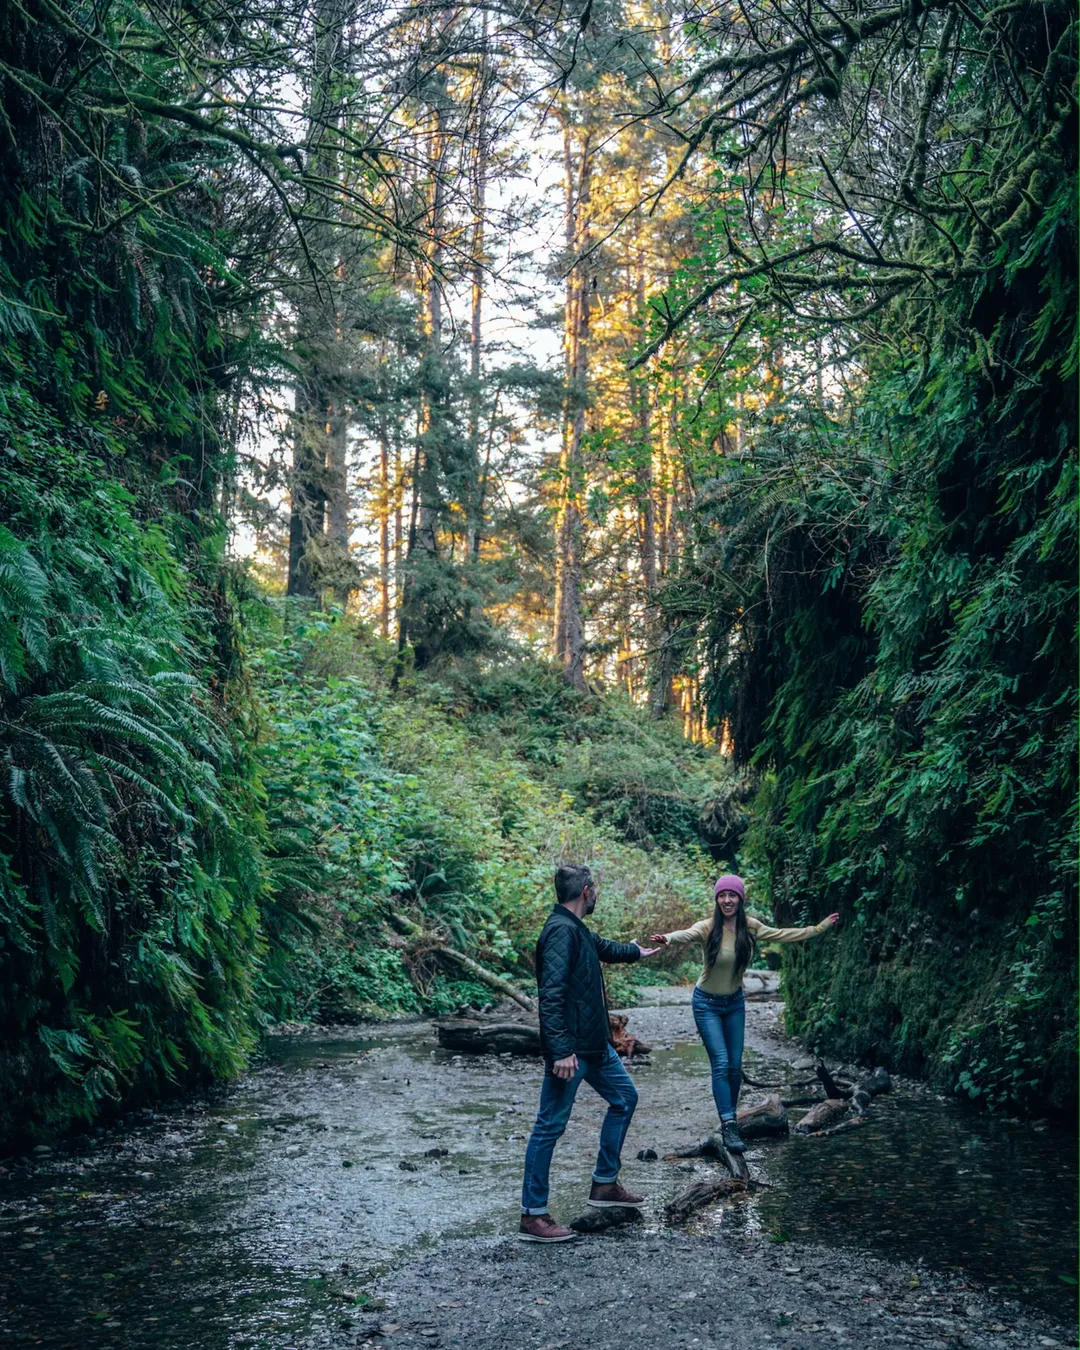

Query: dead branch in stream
left=665, top=1174, right=750, bottom=1223
left=390, top=912, right=536, bottom=1012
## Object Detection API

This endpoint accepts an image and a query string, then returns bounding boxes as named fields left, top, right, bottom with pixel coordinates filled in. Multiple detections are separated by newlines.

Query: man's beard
left=584, top=894, right=596, bottom=916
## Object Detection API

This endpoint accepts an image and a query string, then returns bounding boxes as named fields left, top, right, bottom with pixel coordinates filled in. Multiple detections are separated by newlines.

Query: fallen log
left=390, top=912, right=536, bottom=1012
left=814, top=1061, right=853, bottom=1100
left=433, top=1020, right=541, bottom=1055
left=664, top=1175, right=748, bottom=1224
left=432, top=1011, right=646, bottom=1058
left=662, top=1094, right=789, bottom=1162
left=793, top=1097, right=849, bottom=1134
left=735, top=1093, right=789, bottom=1140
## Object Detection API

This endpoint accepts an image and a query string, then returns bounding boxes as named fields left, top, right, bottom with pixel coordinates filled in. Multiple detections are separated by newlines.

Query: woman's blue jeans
left=520, top=1044, right=639, bottom=1215
left=692, top=986, right=746, bottom=1120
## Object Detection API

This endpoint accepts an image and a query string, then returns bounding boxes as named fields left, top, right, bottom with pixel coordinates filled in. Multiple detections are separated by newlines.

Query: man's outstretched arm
left=593, top=934, right=660, bottom=963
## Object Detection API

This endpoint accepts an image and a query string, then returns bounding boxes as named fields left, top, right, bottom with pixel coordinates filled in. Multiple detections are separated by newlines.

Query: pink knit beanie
left=714, top=874, right=746, bottom=901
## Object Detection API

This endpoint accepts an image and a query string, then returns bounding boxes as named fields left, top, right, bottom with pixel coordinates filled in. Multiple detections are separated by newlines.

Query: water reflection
left=665, top=1038, right=1078, bottom=1318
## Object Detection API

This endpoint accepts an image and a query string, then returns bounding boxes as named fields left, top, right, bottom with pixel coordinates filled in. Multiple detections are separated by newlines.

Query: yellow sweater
left=662, top=914, right=832, bottom=996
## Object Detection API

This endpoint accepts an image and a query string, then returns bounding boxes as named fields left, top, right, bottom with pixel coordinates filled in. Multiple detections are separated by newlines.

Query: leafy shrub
left=248, top=607, right=714, bottom=1021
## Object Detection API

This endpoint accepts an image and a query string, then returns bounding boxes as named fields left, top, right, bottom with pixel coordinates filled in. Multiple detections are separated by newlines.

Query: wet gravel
left=0, top=991, right=1075, bottom=1350
left=344, top=1232, right=1073, bottom=1350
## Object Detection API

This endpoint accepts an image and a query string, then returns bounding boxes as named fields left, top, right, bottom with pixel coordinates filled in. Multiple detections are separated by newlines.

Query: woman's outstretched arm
left=747, top=914, right=839, bottom=943
left=650, top=917, right=713, bottom=946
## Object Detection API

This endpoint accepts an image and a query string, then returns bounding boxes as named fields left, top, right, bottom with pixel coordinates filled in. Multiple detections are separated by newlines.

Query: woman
left=651, top=874, right=838, bottom=1153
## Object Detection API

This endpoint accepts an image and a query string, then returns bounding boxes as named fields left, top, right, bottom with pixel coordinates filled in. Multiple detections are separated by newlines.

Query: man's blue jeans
left=692, top=985, right=746, bottom=1120
left=520, top=1044, right=639, bottom=1215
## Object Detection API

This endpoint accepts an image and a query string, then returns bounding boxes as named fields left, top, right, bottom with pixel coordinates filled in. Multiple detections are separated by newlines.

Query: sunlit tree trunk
left=287, top=0, right=350, bottom=598
left=649, top=379, right=679, bottom=719
left=416, top=100, right=447, bottom=561
left=553, top=122, right=591, bottom=692
left=378, top=401, right=390, bottom=639
left=466, top=14, right=489, bottom=557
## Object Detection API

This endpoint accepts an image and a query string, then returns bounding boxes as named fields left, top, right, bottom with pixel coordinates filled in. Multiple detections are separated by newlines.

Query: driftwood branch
left=815, top=1061, right=853, bottom=1099
left=795, top=1066, right=891, bottom=1133
left=665, top=1175, right=749, bottom=1223
left=390, top=912, right=536, bottom=1012
left=663, top=1095, right=788, bottom=1165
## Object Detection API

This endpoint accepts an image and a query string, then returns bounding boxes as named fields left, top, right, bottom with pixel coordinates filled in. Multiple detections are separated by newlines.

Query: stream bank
left=0, top=991, right=1074, bottom=1349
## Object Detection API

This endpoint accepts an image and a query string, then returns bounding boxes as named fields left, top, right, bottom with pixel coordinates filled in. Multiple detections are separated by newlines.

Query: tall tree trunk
left=650, top=382, right=679, bottom=719
left=553, top=123, right=590, bottom=692
left=466, top=15, right=489, bottom=557
left=634, top=254, right=659, bottom=699
left=416, top=103, right=447, bottom=561
left=378, top=403, right=390, bottom=639
left=287, top=0, right=349, bottom=598
left=325, top=397, right=349, bottom=556
left=287, top=383, right=326, bottom=598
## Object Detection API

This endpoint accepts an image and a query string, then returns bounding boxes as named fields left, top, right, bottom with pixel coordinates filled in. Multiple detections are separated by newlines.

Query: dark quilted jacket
left=535, top=904, right=640, bottom=1060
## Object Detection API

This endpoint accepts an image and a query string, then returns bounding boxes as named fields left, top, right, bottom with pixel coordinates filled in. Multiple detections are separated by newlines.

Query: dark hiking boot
left=587, top=1180, right=644, bottom=1208
left=721, top=1118, right=746, bottom=1153
left=518, top=1214, right=576, bottom=1243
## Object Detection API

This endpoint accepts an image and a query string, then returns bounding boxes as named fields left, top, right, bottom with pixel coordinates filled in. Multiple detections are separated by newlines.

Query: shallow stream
left=0, top=993, right=1074, bottom=1349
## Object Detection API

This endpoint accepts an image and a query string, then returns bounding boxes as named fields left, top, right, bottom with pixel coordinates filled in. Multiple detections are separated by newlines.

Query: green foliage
left=0, top=437, right=265, bottom=1145
left=0, top=0, right=270, bottom=1147
left=449, top=660, right=740, bottom=855
left=248, top=607, right=713, bottom=1022
left=666, top=68, right=1077, bottom=1112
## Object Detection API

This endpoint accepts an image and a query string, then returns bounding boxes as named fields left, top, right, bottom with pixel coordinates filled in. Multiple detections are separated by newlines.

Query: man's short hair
left=554, top=863, right=594, bottom=905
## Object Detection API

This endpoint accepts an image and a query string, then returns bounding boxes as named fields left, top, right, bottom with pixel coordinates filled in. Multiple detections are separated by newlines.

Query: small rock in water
left=424, top=1147, right=449, bottom=1158
left=398, top=1160, right=419, bottom=1171
left=637, top=1148, right=658, bottom=1162
left=32, top=1145, right=52, bottom=1157
left=677, top=1162, right=695, bottom=1172
left=285, top=1144, right=302, bottom=1157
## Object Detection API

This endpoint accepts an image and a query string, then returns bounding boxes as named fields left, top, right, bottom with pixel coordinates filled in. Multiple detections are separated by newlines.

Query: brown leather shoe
left=587, top=1180, right=644, bottom=1208
left=518, top=1213, right=576, bottom=1243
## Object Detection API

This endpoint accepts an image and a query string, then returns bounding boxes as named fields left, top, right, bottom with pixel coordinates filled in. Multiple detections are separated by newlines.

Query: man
left=518, top=863, right=660, bottom=1242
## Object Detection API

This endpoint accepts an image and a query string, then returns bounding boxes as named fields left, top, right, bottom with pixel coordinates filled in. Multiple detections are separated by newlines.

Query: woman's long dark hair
left=704, top=895, right=755, bottom=977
